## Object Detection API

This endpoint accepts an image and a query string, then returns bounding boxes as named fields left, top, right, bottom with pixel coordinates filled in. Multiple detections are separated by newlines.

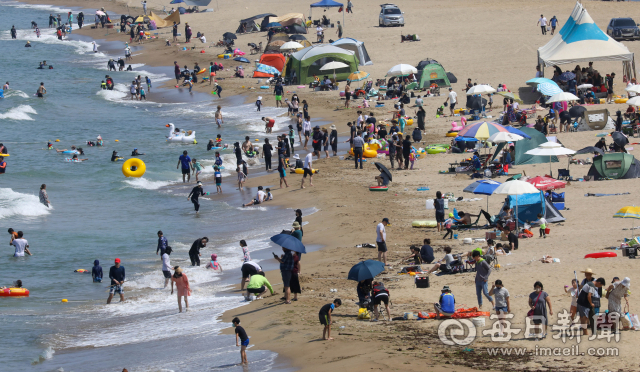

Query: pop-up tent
left=236, top=13, right=276, bottom=33
left=576, top=108, right=615, bottom=131
left=416, top=59, right=455, bottom=88
left=310, top=0, right=344, bottom=26
left=268, top=13, right=305, bottom=27
left=286, top=44, right=358, bottom=84
left=498, top=192, right=565, bottom=225
left=331, top=38, right=372, bottom=66
left=537, top=2, right=636, bottom=80
left=253, top=52, right=287, bottom=78
left=587, top=153, right=640, bottom=180
left=284, top=24, right=308, bottom=34
left=148, top=11, right=180, bottom=28
left=491, top=127, right=558, bottom=165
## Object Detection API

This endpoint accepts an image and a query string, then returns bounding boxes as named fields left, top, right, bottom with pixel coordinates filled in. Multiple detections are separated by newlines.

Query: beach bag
left=621, top=307, right=632, bottom=329
left=527, top=292, right=542, bottom=318
left=631, top=314, right=640, bottom=330
left=358, top=307, right=370, bottom=320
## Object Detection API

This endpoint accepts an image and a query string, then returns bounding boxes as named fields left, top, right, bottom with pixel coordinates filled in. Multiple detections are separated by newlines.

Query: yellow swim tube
left=294, top=168, right=319, bottom=174
left=446, top=132, right=458, bottom=137
left=349, top=146, right=378, bottom=158
left=122, top=158, right=146, bottom=178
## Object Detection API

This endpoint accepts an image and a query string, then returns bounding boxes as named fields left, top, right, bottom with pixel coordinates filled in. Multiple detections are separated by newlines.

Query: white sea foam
left=122, top=178, right=173, bottom=190
left=0, top=105, right=37, bottom=120
left=1, top=1, right=71, bottom=13
left=0, top=188, right=51, bottom=219
left=31, top=346, right=55, bottom=365
left=4, top=89, right=29, bottom=98
left=0, top=27, right=103, bottom=57
left=96, top=83, right=128, bottom=102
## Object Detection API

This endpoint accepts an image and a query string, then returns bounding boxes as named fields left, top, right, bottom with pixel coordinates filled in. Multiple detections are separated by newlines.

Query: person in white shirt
left=444, top=87, right=457, bottom=116
left=301, top=152, right=314, bottom=189
left=316, top=26, right=324, bottom=42
left=537, top=15, right=547, bottom=35
left=243, top=186, right=266, bottom=207
left=11, top=231, right=32, bottom=257
left=376, top=218, right=390, bottom=265
left=199, top=33, right=206, bottom=43
left=415, top=95, right=423, bottom=107
left=162, top=247, right=172, bottom=288
left=302, top=117, right=312, bottom=150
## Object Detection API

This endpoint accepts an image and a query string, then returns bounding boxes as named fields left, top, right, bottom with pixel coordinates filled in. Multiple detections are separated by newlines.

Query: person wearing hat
left=25, top=41, right=32, bottom=47
left=290, top=153, right=303, bottom=170
left=576, top=275, right=605, bottom=336
left=329, top=124, right=338, bottom=156
left=434, top=285, right=455, bottom=319
left=376, top=218, right=390, bottom=265
left=291, top=221, right=302, bottom=241
left=107, top=258, right=125, bottom=304
left=606, top=277, right=630, bottom=332
left=187, top=181, right=205, bottom=213
left=214, top=82, right=222, bottom=99
left=171, top=266, right=191, bottom=312
left=206, top=253, right=223, bottom=272
left=445, top=87, right=457, bottom=116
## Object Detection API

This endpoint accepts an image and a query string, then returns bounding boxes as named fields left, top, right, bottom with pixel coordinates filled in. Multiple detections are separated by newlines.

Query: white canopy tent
left=537, top=2, right=636, bottom=80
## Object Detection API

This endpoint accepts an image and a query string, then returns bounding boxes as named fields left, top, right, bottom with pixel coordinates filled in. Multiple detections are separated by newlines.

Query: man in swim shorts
left=37, top=82, right=46, bottom=98
left=215, top=106, right=223, bottom=127
left=107, top=258, right=125, bottom=304
left=177, top=150, right=191, bottom=182
left=274, top=82, right=283, bottom=107
left=262, top=117, right=275, bottom=134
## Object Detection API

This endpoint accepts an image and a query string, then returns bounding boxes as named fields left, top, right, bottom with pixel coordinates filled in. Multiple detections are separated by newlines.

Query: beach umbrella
left=575, top=146, right=604, bottom=156
left=505, top=126, right=531, bottom=139
left=626, top=85, right=640, bottom=94
left=222, top=32, right=237, bottom=40
left=488, top=132, right=524, bottom=143
left=577, top=84, right=593, bottom=90
left=348, top=71, right=370, bottom=82
left=255, top=63, right=280, bottom=75
left=348, top=260, right=385, bottom=281
left=569, top=105, right=587, bottom=118
left=537, top=83, right=563, bottom=96
left=526, top=176, right=566, bottom=191
left=526, top=78, right=558, bottom=86
left=497, top=91, right=523, bottom=104
left=96, top=10, right=106, bottom=16
left=613, top=206, right=640, bottom=230
left=234, top=57, right=250, bottom=63
left=280, top=41, right=304, bottom=51
left=525, top=141, right=576, bottom=176
left=546, top=92, right=579, bottom=104
left=625, top=96, right=640, bottom=106
left=270, top=233, right=306, bottom=254
left=494, top=180, right=540, bottom=231
left=289, top=34, right=307, bottom=41
left=558, top=71, right=576, bottom=82
left=612, top=132, right=629, bottom=147
left=386, top=64, right=417, bottom=77
left=457, top=121, right=509, bottom=140
left=463, top=179, right=501, bottom=209
left=320, top=61, right=349, bottom=80
left=374, top=162, right=392, bottom=182
left=468, top=96, right=488, bottom=111
left=466, top=84, right=496, bottom=96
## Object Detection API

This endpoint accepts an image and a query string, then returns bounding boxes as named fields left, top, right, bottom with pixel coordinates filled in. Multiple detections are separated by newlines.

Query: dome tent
left=286, top=44, right=359, bottom=85
left=416, top=59, right=455, bottom=88
left=587, top=153, right=640, bottom=180
left=331, top=38, right=372, bottom=66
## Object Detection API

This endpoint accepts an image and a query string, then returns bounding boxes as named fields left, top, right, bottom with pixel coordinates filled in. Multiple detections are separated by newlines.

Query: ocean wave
left=0, top=1, right=72, bottom=13
left=0, top=105, right=37, bottom=120
left=31, top=346, right=55, bottom=365
left=4, top=89, right=29, bottom=98
left=96, top=84, right=128, bottom=102
left=0, top=28, right=101, bottom=56
left=122, top=178, right=173, bottom=190
left=0, top=188, right=51, bottom=219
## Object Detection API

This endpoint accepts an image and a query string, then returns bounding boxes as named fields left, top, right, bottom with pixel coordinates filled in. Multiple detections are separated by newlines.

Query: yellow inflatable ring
left=294, top=168, right=319, bottom=174
left=349, top=146, right=378, bottom=158
left=615, top=98, right=628, bottom=104
left=122, top=158, right=146, bottom=178
left=406, top=118, right=413, bottom=125
left=446, top=132, right=458, bottom=137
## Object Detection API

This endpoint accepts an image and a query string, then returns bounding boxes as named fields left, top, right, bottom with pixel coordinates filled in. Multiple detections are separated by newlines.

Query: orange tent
left=253, top=53, right=286, bottom=78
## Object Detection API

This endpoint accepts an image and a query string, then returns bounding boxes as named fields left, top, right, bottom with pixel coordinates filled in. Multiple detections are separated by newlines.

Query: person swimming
left=111, top=150, right=123, bottom=161
left=205, top=254, right=223, bottom=271
left=131, top=148, right=145, bottom=156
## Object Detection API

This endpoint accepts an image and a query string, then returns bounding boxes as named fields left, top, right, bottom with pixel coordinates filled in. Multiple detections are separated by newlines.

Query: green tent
left=286, top=44, right=359, bottom=85
left=491, top=127, right=558, bottom=165
left=416, top=59, right=454, bottom=89
left=587, top=153, right=640, bottom=180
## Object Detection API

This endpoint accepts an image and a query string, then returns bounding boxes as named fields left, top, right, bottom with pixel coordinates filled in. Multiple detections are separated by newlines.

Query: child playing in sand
left=233, top=317, right=249, bottom=365
left=409, top=151, right=416, bottom=170
left=205, top=253, right=223, bottom=272
left=214, top=166, right=222, bottom=193
left=319, top=298, right=341, bottom=341
left=264, top=187, right=273, bottom=201
left=236, top=167, right=246, bottom=190
left=564, top=279, right=578, bottom=321
left=443, top=213, right=454, bottom=239
left=534, top=213, right=547, bottom=238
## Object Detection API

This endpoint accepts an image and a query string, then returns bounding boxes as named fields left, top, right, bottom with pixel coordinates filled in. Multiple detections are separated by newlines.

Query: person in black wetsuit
left=131, top=148, right=144, bottom=156
left=188, top=236, right=208, bottom=266
left=234, top=142, right=242, bottom=165
left=77, top=12, right=84, bottom=29
left=187, top=181, right=205, bottom=213
left=10, top=26, right=17, bottom=39
left=110, top=150, right=121, bottom=162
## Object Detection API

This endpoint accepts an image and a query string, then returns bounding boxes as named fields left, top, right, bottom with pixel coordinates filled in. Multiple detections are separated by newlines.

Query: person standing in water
left=10, top=26, right=16, bottom=39
left=215, top=106, right=223, bottom=128
left=92, top=260, right=103, bottom=282
left=107, top=258, right=125, bottom=304
left=187, top=181, right=205, bottom=213
left=171, top=266, right=191, bottom=312
left=161, top=246, right=173, bottom=288
left=37, top=82, right=46, bottom=98
left=177, top=150, right=191, bottom=182
left=188, top=237, right=208, bottom=266
left=39, top=184, right=50, bottom=207
left=156, top=230, right=168, bottom=257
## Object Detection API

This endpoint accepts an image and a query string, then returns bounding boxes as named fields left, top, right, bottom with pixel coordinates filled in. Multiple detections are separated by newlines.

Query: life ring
left=615, top=98, right=628, bottom=104
left=0, top=287, right=29, bottom=297
left=406, top=119, right=413, bottom=125
left=122, top=158, right=146, bottom=178
left=427, top=147, right=447, bottom=154
left=433, top=144, right=451, bottom=149
left=412, top=220, right=438, bottom=228
left=584, top=252, right=617, bottom=259
left=62, top=150, right=79, bottom=154
left=260, top=86, right=269, bottom=89
left=197, top=68, right=206, bottom=75
left=74, top=269, right=89, bottom=273
left=369, top=186, right=388, bottom=191
left=446, top=132, right=458, bottom=137
left=0, top=154, right=9, bottom=157
left=294, top=168, right=319, bottom=174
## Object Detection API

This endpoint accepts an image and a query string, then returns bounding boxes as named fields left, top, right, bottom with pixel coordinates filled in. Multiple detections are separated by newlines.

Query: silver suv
left=379, top=4, right=404, bottom=27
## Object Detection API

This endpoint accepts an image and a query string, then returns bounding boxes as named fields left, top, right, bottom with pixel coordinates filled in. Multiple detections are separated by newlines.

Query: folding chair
left=557, top=169, right=570, bottom=180
left=453, top=213, right=482, bottom=230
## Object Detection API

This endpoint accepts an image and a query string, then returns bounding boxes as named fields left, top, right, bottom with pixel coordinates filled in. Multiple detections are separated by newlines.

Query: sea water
left=0, top=2, right=300, bottom=371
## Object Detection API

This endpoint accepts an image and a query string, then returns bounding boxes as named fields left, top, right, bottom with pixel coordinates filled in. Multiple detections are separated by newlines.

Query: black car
left=606, top=18, right=640, bottom=41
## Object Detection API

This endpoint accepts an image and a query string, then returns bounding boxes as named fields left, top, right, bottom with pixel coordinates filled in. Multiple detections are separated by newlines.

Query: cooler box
left=553, top=202, right=565, bottom=210
left=415, top=276, right=430, bottom=288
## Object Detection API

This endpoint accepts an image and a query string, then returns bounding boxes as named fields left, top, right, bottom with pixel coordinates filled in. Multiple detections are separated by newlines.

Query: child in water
left=237, top=166, right=246, bottom=190
left=216, top=134, right=223, bottom=145
left=139, top=87, right=146, bottom=100
left=256, top=96, right=262, bottom=112
left=191, top=158, right=203, bottom=182
left=205, top=253, right=223, bottom=272
left=92, top=260, right=103, bottom=282
left=47, top=141, right=53, bottom=150
left=214, top=166, right=222, bottom=193
left=145, top=76, right=151, bottom=92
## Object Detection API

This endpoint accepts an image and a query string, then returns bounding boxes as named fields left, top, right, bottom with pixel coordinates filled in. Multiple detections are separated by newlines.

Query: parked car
left=606, top=18, right=640, bottom=41
left=379, top=4, right=404, bottom=27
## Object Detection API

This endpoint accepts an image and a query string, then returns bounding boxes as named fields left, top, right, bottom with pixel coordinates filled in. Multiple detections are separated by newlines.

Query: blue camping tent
left=310, top=0, right=344, bottom=27
left=498, top=192, right=565, bottom=225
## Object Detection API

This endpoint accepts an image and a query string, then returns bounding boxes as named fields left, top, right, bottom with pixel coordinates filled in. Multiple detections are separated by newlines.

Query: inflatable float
left=294, top=168, right=319, bottom=174
left=0, top=153, right=9, bottom=157
left=615, top=98, right=628, bottom=104
left=260, top=86, right=269, bottom=89
left=584, top=252, right=617, bottom=259
left=412, top=220, right=437, bottom=228
left=446, top=132, right=458, bottom=137
left=427, top=146, right=447, bottom=154
left=217, top=54, right=232, bottom=59
left=74, top=269, right=90, bottom=273
left=349, top=146, right=377, bottom=158
left=122, top=158, right=146, bottom=178
left=62, top=150, right=80, bottom=154
left=197, top=68, right=206, bottom=75
left=0, top=287, right=29, bottom=297
left=165, top=123, right=196, bottom=144
left=369, top=186, right=388, bottom=191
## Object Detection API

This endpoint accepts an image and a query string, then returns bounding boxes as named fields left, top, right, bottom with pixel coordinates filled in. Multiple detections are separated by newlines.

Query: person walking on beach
left=174, top=61, right=180, bottom=84
left=346, top=0, right=353, bottom=13
left=278, top=154, right=289, bottom=188
left=352, top=131, right=364, bottom=169
left=156, top=230, right=168, bottom=257
left=177, top=150, right=191, bottom=182
left=489, top=280, right=510, bottom=337
left=161, top=247, right=173, bottom=288
left=233, top=317, right=249, bottom=365
left=445, top=87, right=456, bottom=116
left=187, top=181, right=205, bottom=213
left=274, top=247, right=294, bottom=304
left=473, top=250, right=494, bottom=309
left=39, top=184, right=51, bottom=208
left=319, top=299, right=341, bottom=340
left=274, top=81, right=283, bottom=107
left=550, top=15, right=557, bottom=35
left=172, top=22, right=178, bottom=43
left=300, top=152, right=314, bottom=189
left=171, top=266, right=191, bottom=312
left=189, top=237, right=208, bottom=266
left=376, top=218, right=390, bottom=266
left=107, top=258, right=125, bottom=304
left=215, top=105, right=223, bottom=127
left=263, top=138, right=273, bottom=171
left=11, top=231, right=32, bottom=257
left=336, top=21, right=343, bottom=39
left=537, top=15, right=547, bottom=35
left=214, top=83, right=223, bottom=98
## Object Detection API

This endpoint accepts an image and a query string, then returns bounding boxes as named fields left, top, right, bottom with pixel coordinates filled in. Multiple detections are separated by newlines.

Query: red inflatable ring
left=584, top=252, right=617, bottom=259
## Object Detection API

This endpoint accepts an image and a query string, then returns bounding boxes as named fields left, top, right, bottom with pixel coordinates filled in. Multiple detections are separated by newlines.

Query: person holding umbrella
left=271, top=233, right=306, bottom=304
left=374, top=162, right=392, bottom=186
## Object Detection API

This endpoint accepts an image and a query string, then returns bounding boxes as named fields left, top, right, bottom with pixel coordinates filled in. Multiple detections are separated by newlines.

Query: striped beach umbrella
left=456, top=121, right=510, bottom=140
left=614, top=206, right=640, bottom=230
left=347, top=71, right=370, bottom=82
left=537, top=83, right=563, bottom=96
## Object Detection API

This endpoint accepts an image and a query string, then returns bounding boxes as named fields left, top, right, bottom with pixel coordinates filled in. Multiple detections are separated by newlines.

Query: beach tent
left=416, top=59, right=453, bottom=88
left=236, top=13, right=276, bottom=33
left=253, top=52, right=287, bottom=78
left=537, top=2, right=636, bottom=80
left=147, top=11, right=180, bottom=28
left=576, top=108, right=615, bottom=131
left=177, top=7, right=186, bottom=14
left=310, top=0, right=344, bottom=27
left=587, top=153, right=640, bottom=180
left=270, top=32, right=291, bottom=43
left=284, top=24, right=308, bottom=34
left=331, top=38, right=372, bottom=66
left=268, top=13, right=305, bottom=27
left=286, top=44, right=358, bottom=84
left=498, top=192, right=565, bottom=225
left=491, top=127, right=558, bottom=165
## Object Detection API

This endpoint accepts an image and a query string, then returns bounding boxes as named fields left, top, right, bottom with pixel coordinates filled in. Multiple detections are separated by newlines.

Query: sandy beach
left=12, top=0, right=640, bottom=370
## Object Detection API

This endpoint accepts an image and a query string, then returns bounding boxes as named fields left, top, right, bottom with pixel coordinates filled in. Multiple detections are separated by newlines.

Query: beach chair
left=557, top=169, right=570, bottom=180
left=453, top=213, right=482, bottom=230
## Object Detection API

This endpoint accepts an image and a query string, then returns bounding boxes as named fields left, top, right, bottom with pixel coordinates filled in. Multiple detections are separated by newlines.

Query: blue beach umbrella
left=463, top=179, right=501, bottom=209
left=348, top=260, right=385, bottom=282
left=270, top=233, right=306, bottom=254
left=526, top=78, right=558, bottom=87
left=255, top=63, right=280, bottom=76
left=559, top=71, right=576, bottom=82
left=234, top=57, right=250, bottom=63
left=537, top=83, right=563, bottom=96
left=505, top=126, right=532, bottom=139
